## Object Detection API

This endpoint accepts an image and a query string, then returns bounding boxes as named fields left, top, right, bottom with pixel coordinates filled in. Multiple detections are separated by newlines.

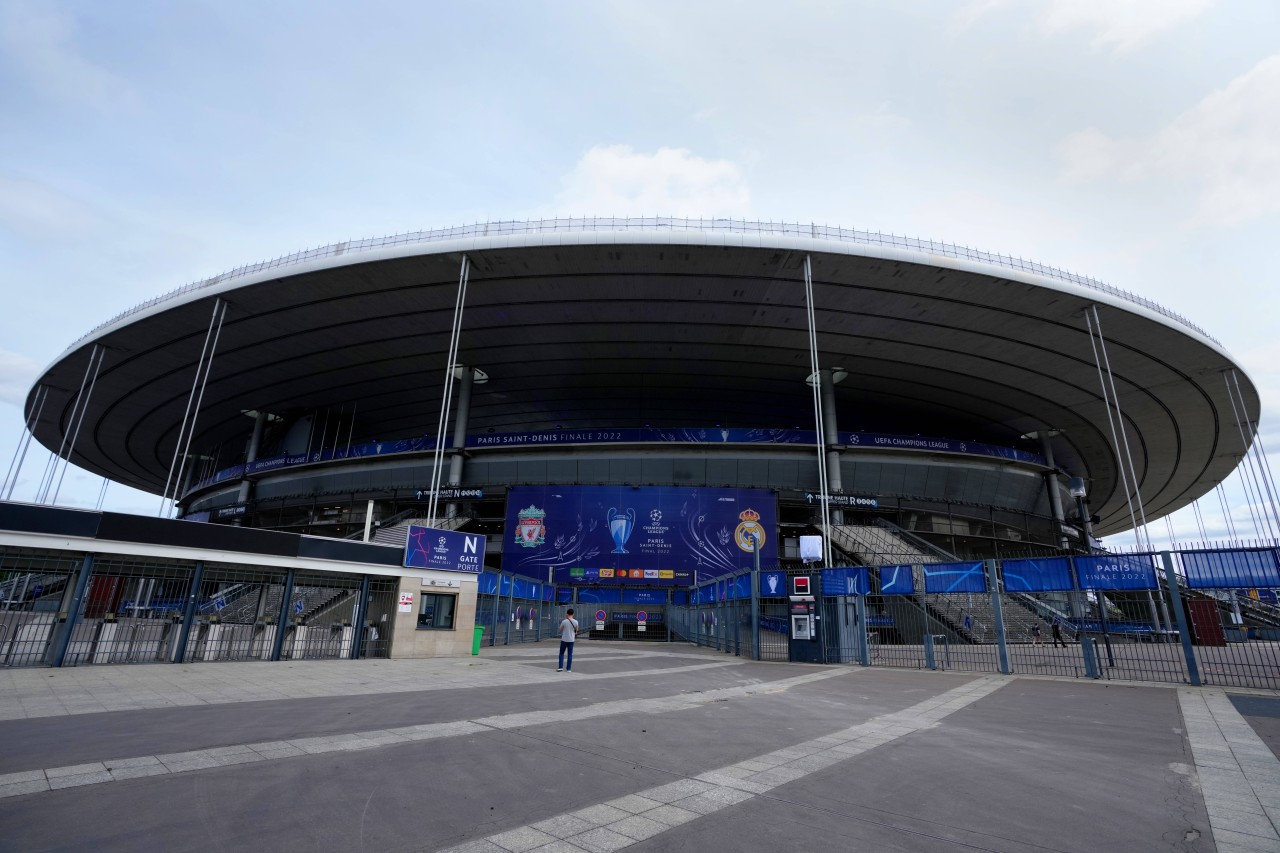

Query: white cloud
left=552, top=146, right=750, bottom=218
left=0, top=350, right=41, bottom=407
left=1040, top=0, right=1218, bottom=53
left=1056, top=55, right=1280, bottom=226
left=0, top=2, right=133, bottom=109
left=0, top=173, right=102, bottom=240
left=954, top=0, right=1216, bottom=52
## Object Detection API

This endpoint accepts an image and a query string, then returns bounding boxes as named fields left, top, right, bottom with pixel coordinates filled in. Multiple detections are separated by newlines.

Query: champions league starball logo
left=734, top=508, right=765, bottom=552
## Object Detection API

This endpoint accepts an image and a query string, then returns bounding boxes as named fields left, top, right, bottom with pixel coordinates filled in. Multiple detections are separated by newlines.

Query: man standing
left=557, top=608, right=580, bottom=672
left=1052, top=620, right=1066, bottom=648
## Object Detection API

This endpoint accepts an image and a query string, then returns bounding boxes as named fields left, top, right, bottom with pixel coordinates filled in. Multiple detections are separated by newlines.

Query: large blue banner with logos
left=1001, top=557, right=1075, bottom=592
left=1180, top=549, right=1280, bottom=589
left=505, top=486, right=776, bottom=583
left=1074, top=554, right=1158, bottom=590
left=404, top=526, right=487, bottom=573
left=923, top=561, right=987, bottom=594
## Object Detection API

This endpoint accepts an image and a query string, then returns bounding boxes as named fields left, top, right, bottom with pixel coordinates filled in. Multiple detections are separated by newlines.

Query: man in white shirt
left=557, top=608, right=580, bottom=672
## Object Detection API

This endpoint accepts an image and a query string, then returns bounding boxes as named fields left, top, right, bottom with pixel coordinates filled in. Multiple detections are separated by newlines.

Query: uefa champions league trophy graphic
left=607, top=507, right=636, bottom=554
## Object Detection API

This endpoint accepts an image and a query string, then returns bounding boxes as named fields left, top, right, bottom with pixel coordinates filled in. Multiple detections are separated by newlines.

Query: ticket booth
left=789, top=575, right=822, bottom=663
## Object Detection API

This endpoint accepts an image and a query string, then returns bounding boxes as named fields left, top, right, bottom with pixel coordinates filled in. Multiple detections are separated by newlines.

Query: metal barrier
left=0, top=546, right=396, bottom=667
left=665, top=549, right=1280, bottom=691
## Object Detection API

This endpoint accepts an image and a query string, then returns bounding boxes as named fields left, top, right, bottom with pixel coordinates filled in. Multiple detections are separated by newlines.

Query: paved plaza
left=1, top=641, right=1278, bottom=852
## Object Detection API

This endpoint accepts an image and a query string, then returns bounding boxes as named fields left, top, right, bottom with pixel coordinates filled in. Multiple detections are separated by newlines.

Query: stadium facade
left=2, top=219, right=1270, bottom=675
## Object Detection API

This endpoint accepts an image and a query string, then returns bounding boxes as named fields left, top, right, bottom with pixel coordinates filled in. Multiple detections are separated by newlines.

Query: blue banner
left=505, top=486, right=776, bottom=582
left=1001, top=557, right=1075, bottom=592
left=923, top=562, right=987, bottom=594
left=192, top=428, right=1042, bottom=495
left=404, top=526, right=486, bottom=574
left=477, top=572, right=498, bottom=595
left=1181, top=549, right=1280, bottom=589
left=1074, top=555, right=1158, bottom=590
left=821, top=567, right=870, bottom=596
left=761, top=571, right=788, bottom=597
left=621, top=589, right=666, bottom=605
left=879, top=564, right=915, bottom=595
left=734, top=575, right=751, bottom=600
left=575, top=587, right=623, bottom=604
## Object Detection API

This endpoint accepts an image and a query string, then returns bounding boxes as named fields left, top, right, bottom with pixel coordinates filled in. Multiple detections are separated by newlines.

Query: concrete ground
left=1, top=641, right=1278, bottom=853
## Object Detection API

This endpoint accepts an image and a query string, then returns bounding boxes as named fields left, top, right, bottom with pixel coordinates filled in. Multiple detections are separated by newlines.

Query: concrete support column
left=234, top=411, right=268, bottom=520
left=446, top=366, right=484, bottom=518
left=821, top=368, right=845, bottom=524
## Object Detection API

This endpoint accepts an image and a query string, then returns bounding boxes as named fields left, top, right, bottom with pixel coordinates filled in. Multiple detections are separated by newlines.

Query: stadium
left=3, top=218, right=1277, bottom=687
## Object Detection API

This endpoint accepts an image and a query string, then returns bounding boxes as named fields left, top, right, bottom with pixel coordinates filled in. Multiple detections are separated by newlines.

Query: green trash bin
left=472, top=625, right=485, bottom=655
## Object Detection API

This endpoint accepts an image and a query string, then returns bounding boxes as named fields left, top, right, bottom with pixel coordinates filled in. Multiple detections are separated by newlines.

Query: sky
left=0, top=0, right=1277, bottom=548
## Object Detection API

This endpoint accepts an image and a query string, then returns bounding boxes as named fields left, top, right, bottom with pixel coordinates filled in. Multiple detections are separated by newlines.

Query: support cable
left=51, top=345, right=105, bottom=505
left=1216, top=483, right=1238, bottom=542
left=1222, top=371, right=1273, bottom=541
left=1086, top=307, right=1167, bottom=634
left=428, top=255, right=470, bottom=527
left=1190, top=499, right=1208, bottom=544
left=802, top=255, right=833, bottom=566
left=1083, top=309, right=1144, bottom=547
left=1089, top=306, right=1154, bottom=551
left=159, top=299, right=223, bottom=516
left=166, top=301, right=228, bottom=517
left=1230, top=370, right=1280, bottom=539
left=39, top=344, right=99, bottom=503
left=3, top=385, right=47, bottom=499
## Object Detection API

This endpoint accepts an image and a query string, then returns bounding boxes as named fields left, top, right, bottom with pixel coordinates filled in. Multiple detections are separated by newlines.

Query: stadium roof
left=26, top=218, right=1258, bottom=536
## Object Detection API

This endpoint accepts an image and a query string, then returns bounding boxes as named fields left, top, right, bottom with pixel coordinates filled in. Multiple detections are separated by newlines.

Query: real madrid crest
left=734, top=508, right=765, bottom=552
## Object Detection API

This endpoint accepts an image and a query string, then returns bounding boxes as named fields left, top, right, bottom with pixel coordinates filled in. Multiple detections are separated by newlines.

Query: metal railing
left=65, top=217, right=1218, bottom=352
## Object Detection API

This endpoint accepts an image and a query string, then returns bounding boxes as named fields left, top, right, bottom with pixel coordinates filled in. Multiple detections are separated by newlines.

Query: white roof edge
left=49, top=220, right=1232, bottom=372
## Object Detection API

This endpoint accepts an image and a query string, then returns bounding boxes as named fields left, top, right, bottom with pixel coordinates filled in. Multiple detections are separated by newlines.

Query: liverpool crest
left=515, top=505, right=546, bottom=548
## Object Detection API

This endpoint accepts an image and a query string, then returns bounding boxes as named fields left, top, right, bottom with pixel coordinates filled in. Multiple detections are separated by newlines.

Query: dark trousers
left=558, top=640, right=575, bottom=670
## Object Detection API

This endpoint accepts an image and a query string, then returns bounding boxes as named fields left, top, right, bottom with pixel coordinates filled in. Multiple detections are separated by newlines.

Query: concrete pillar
left=821, top=368, right=844, bottom=524
left=234, top=411, right=268, bottom=517
left=446, top=367, right=480, bottom=518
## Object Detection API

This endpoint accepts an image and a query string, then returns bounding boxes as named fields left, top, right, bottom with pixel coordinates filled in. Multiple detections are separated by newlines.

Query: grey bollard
left=924, top=633, right=937, bottom=670
left=1081, top=636, right=1100, bottom=679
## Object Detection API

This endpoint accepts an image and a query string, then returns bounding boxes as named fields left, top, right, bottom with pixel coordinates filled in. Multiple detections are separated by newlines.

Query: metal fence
left=0, top=546, right=399, bottom=668
left=476, top=571, right=556, bottom=647
left=667, top=548, right=1280, bottom=691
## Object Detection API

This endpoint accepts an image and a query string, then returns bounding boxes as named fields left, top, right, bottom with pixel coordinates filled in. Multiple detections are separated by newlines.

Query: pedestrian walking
left=1032, top=623, right=1042, bottom=645
left=557, top=608, right=579, bottom=672
left=1052, top=620, right=1066, bottom=648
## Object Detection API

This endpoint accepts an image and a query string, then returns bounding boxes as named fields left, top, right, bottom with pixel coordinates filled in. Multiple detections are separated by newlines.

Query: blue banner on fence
left=879, top=564, right=915, bottom=595
left=1074, top=554, right=1158, bottom=590
left=1001, top=557, right=1075, bottom=592
left=761, top=571, right=787, bottom=597
left=821, top=567, right=870, bottom=596
left=734, top=575, right=751, bottom=600
left=923, top=561, right=987, bottom=594
left=1180, top=549, right=1280, bottom=589
left=478, top=572, right=498, bottom=595
left=504, top=485, right=776, bottom=581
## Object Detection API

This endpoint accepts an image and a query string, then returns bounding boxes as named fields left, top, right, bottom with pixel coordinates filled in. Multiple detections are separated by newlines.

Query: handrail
left=65, top=217, right=1218, bottom=352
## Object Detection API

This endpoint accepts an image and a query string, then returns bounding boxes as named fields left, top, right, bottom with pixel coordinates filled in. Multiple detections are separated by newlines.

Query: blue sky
left=1, top=0, right=1277, bottom=546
